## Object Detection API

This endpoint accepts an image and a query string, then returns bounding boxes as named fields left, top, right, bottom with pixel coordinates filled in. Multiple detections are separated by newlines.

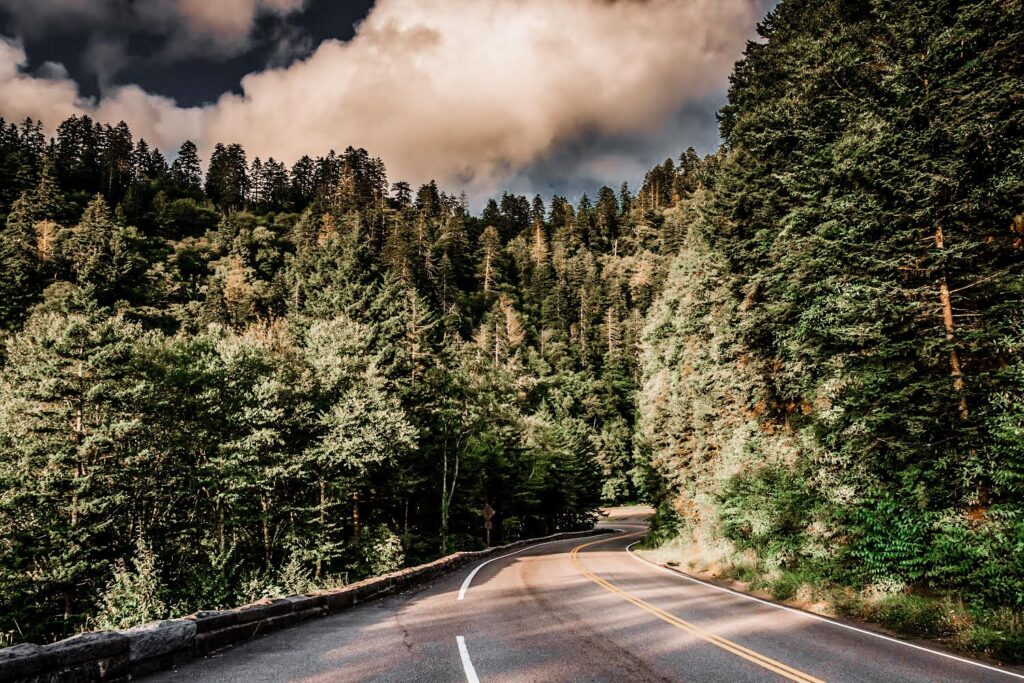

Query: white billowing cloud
left=0, top=0, right=759, bottom=196
left=0, top=37, right=203, bottom=146
left=0, top=38, right=84, bottom=126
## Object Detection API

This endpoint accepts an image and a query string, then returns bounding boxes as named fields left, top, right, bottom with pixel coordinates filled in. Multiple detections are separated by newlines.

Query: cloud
left=264, top=22, right=314, bottom=69
left=0, top=37, right=203, bottom=145
left=139, top=0, right=309, bottom=58
left=35, top=60, right=69, bottom=81
left=82, top=36, right=130, bottom=88
left=0, top=0, right=310, bottom=62
left=0, top=0, right=759, bottom=198
left=0, top=0, right=110, bottom=34
left=504, top=93, right=728, bottom=202
left=0, top=37, right=85, bottom=127
left=172, top=0, right=304, bottom=40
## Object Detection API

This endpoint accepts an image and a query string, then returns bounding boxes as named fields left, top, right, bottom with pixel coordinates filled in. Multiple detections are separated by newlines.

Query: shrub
left=641, top=503, right=685, bottom=549
left=93, top=539, right=167, bottom=630
left=866, top=595, right=953, bottom=639
left=362, top=525, right=405, bottom=576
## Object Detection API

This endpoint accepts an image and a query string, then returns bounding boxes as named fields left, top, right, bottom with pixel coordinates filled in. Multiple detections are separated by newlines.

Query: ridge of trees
left=637, top=0, right=1024, bottom=619
left=0, top=110, right=694, bottom=644
left=2, top=0, right=1021, bottom=648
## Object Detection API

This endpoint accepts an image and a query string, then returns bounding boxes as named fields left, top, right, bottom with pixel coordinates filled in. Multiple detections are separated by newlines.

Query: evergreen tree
left=170, top=141, right=203, bottom=197
left=61, top=195, right=148, bottom=306
left=0, top=160, right=68, bottom=329
left=639, top=0, right=1024, bottom=616
left=206, top=143, right=249, bottom=212
left=101, top=121, right=135, bottom=202
left=0, top=299, right=144, bottom=641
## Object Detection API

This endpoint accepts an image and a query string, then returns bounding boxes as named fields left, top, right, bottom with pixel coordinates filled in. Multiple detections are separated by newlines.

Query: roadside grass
left=635, top=542, right=1024, bottom=664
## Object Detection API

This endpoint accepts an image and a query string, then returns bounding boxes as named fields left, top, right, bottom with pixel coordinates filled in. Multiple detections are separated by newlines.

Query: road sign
left=482, top=504, right=496, bottom=546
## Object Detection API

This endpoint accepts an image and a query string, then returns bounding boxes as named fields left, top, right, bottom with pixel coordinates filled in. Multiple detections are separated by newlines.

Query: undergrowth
left=640, top=527, right=1024, bottom=664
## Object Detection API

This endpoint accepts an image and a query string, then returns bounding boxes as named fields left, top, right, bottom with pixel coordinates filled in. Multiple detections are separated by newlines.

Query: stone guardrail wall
left=0, top=527, right=613, bottom=682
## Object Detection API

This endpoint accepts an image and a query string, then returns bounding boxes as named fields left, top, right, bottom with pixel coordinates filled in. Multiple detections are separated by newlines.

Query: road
left=147, top=509, right=1024, bottom=682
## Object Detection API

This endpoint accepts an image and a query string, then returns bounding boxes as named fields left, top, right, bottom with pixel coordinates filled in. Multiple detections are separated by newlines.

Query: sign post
left=481, top=504, right=496, bottom=546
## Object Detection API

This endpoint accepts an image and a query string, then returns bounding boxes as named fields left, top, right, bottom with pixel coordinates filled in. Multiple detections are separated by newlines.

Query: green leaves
left=640, top=0, right=1024, bottom=619
left=315, top=377, right=416, bottom=478
left=0, top=303, right=145, bottom=641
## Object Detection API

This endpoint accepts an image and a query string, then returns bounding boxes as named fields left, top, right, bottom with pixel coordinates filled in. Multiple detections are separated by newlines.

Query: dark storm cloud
left=0, top=0, right=372, bottom=103
left=0, top=0, right=765, bottom=202
left=0, top=0, right=308, bottom=56
left=503, top=94, right=726, bottom=204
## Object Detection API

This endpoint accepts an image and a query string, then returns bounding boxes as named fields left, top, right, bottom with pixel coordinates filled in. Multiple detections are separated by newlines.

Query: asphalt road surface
left=147, top=509, right=1024, bottom=682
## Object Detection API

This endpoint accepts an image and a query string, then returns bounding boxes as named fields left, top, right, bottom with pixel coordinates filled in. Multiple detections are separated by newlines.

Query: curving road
left=147, top=509, right=1024, bottom=682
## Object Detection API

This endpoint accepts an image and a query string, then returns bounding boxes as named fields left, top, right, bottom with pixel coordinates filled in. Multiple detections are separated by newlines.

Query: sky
left=0, top=0, right=772, bottom=205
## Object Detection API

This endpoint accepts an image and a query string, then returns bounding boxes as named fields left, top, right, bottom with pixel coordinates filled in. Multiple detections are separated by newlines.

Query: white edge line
left=625, top=541, right=1024, bottom=680
left=457, top=528, right=625, bottom=600
left=456, top=635, right=480, bottom=683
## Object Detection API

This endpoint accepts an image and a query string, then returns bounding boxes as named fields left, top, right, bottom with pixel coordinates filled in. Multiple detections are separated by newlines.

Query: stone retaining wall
left=0, top=528, right=612, bottom=682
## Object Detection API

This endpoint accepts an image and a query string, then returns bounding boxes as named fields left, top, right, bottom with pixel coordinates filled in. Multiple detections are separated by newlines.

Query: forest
left=638, top=0, right=1024, bottom=659
left=1, top=0, right=1022, bottom=658
left=0, top=106, right=664, bottom=643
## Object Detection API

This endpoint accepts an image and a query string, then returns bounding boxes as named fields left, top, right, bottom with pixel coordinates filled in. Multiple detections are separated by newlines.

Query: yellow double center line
left=570, top=534, right=824, bottom=683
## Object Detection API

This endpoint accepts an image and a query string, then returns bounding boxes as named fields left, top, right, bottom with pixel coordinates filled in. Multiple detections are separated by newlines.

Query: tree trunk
left=72, top=362, right=85, bottom=529
left=316, top=476, right=326, bottom=580
left=935, top=226, right=969, bottom=419
left=606, top=307, right=617, bottom=354
left=494, top=318, right=501, bottom=365
left=935, top=227, right=989, bottom=506
left=260, top=496, right=271, bottom=570
left=483, top=252, right=492, bottom=297
left=218, top=507, right=225, bottom=555
left=352, top=491, right=361, bottom=540
left=440, top=436, right=460, bottom=553
left=579, top=291, right=588, bottom=356
left=440, top=443, right=449, bottom=550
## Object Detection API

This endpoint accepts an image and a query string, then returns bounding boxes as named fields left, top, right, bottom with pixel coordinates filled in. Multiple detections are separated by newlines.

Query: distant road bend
left=148, top=509, right=1024, bottom=682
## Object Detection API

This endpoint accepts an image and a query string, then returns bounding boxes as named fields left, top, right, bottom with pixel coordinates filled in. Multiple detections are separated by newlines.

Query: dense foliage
left=638, top=0, right=1024, bottom=615
left=0, top=115, right=681, bottom=643
left=2, top=0, right=1021, bottom=651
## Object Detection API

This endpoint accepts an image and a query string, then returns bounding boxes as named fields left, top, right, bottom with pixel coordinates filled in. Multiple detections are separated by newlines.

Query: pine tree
left=283, top=156, right=311, bottom=209
left=170, top=141, right=202, bottom=198
left=0, top=299, right=144, bottom=641
left=593, top=186, right=619, bottom=253
left=639, top=0, right=1024, bottom=608
left=0, top=160, right=68, bottom=329
left=61, top=195, right=147, bottom=305
left=478, top=225, right=502, bottom=300
left=101, top=121, right=135, bottom=203
left=54, top=115, right=103, bottom=195
left=205, top=143, right=248, bottom=212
